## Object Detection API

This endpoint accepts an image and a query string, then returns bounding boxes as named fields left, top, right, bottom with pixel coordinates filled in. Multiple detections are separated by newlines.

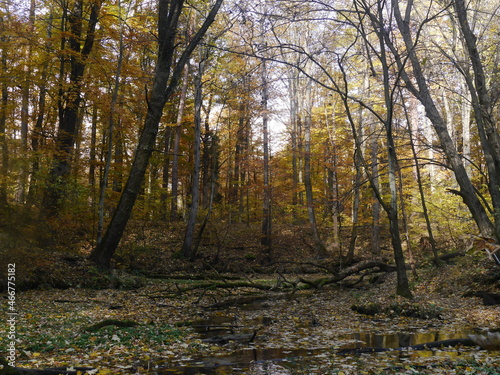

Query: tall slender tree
left=260, top=57, right=272, bottom=249
left=182, top=51, right=205, bottom=260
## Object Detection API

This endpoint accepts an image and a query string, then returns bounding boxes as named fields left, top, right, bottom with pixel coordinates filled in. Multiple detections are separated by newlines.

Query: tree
left=303, top=79, right=328, bottom=258
left=260, top=57, right=272, bottom=249
left=90, top=0, right=224, bottom=269
left=391, top=0, right=496, bottom=239
left=41, top=0, right=102, bottom=218
left=96, top=0, right=128, bottom=244
left=0, top=15, right=8, bottom=208
left=452, top=0, right=500, bottom=238
left=181, top=49, right=206, bottom=260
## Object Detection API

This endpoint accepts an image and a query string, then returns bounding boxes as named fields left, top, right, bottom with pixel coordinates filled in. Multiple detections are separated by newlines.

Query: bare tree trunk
left=288, top=70, right=300, bottom=220
left=112, top=129, right=124, bottom=193
left=171, top=64, right=190, bottom=221
left=19, top=2, right=33, bottom=204
left=182, top=58, right=204, bottom=260
left=347, top=69, right=369, bottom=262
left=261, top=58, right=272, bottom=250
left=370, top=125, right=381, bottom=258
left=160, top=125, right=172, bottom=220
left=0, top=34, right=8, bottom=207
left=201, top=95, right=213, bottom=209
left=97, top=2, right=126, bottom=244
left=232, top=96, right=249, bottom=222
left=89, top=105, right=98, bottom=191
left=461, top=82, right=472, bottom=177
left=404, top=95, right=439, bottom=265
left=303, top=82, right=327, bottom=258
left=324, top=105, right=340, bottom=255
left=378, top=3, right=412, bottom=298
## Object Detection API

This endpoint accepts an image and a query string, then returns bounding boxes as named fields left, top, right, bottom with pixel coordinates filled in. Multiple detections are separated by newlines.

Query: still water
left=151, top=315, right=480, bottom=374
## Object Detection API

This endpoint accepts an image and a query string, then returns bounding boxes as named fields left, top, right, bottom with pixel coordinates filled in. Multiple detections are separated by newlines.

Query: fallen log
left=464, top=291, right=500, bottom=305
left=299, top=260, right=397, bottom=289
left=437, top=251, right=465, bottom=262
left=83, top=319, right=139, bottom=332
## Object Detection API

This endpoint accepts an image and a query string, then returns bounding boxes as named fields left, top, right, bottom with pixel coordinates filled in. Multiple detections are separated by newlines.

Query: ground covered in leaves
left=2, top=265, right=500, bottom=374
left=1, top=221, right=500, bottom=374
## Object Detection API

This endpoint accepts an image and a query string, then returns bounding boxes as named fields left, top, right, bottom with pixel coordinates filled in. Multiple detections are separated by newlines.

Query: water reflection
left=157, top=315, right=474, bottom=374
left=340, top=330, right=471, bottom=349
left=155, top=347, right=324, bottom=374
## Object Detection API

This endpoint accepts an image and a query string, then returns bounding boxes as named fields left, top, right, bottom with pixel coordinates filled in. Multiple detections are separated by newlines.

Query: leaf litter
left=4, top=268, right=500, bottom=374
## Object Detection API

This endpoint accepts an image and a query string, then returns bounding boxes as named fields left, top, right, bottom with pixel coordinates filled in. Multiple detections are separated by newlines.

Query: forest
left=1, top=0, right=500, bottom=373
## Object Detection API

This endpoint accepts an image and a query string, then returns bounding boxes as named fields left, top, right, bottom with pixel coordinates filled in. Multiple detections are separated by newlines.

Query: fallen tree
left=146, top=259, right=398, bottom=301
left=298, top=260, right=397, bottom=289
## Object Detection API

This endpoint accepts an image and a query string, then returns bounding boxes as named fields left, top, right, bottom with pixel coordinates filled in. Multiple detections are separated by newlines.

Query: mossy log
left=299, top=260, right=397, bottom=289
left=83, top=319, right=139, bottom=332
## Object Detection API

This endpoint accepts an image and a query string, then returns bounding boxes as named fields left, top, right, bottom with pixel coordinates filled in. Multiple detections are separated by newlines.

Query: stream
left=153, top=315, right=479, bottom=374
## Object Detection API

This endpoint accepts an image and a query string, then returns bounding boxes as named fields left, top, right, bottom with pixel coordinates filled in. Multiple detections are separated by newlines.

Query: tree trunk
left=232, top=96, right=249, bottom=222
left=182, top=57, right=204, bottom=260
left=461, top=82, right=472, bottom=177
left=171, top=63, right=190, bottom=221
left=0, top=35, right=8, bottom=207
left=370, top=123, right=381, bottom=258
left=404, top=95, right=439, bottom=265
left=261, top=58, right=272, bottom=249
left=201, top=94, right=214, bottom=209
left=90, top=0, right=223, bottom=269
left=303, top=82, right=328, bottom=258
left=347, top=69, right=369, bottom=262
left=97, top=6, right=125, bottom=244
left=89, top=104, right=98, bottom=191
left=288, top=69, right=300, bottom=219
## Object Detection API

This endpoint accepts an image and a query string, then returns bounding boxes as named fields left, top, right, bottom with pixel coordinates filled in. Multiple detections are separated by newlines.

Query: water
left=151, top=315, right=476, bottom=374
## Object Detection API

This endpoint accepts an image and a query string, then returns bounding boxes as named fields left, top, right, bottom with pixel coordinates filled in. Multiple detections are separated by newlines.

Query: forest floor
left=1, top=220, right=500, bottom=374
